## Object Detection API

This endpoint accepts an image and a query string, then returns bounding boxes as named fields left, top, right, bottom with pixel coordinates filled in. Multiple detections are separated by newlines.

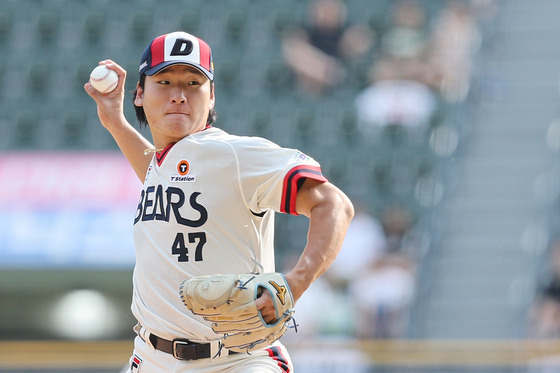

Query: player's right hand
left=84, top=60, right=128, bottom=131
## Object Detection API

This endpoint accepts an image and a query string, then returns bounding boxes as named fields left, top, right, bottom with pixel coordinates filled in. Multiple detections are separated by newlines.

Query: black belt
left=149, top=333, right=237, bottom=360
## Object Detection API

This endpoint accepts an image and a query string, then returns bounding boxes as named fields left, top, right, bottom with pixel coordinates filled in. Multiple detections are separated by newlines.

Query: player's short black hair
left=132, top=74, right=217, bottom=128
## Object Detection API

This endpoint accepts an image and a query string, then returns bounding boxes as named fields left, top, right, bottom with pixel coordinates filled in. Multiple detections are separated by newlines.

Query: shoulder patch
left=291, top=151, right=312, bottom=163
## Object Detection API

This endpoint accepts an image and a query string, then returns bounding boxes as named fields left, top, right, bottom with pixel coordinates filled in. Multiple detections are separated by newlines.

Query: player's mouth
left=166, top=112, right=189, bottom=117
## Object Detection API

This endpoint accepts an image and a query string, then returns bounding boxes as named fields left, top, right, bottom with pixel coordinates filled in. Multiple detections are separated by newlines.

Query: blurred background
left=2, top=0, right=560, bottom=372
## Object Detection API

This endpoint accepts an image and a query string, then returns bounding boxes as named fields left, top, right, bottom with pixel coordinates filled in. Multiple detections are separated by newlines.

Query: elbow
left=302, top=180, right=355, bottom=223
left=341, top=192, right=355, bottom=224
left=328, top=185, right=354, bottom=224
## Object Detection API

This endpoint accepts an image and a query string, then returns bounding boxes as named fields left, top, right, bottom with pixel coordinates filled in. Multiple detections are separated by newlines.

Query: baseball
left=89, top=65, right=119, bottom=93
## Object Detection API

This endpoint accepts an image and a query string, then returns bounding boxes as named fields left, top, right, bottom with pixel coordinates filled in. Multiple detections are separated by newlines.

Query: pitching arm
left=84, top=60, right=153, bottom=182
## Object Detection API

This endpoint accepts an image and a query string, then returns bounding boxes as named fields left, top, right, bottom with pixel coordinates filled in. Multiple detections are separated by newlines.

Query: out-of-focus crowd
left=279, top=0, right=491, bottom=340
left=282, top=0, right=480, bottom=121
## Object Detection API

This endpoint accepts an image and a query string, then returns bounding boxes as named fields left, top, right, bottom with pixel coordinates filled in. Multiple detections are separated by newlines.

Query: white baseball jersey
left=131, top=126, right=327, bottom=343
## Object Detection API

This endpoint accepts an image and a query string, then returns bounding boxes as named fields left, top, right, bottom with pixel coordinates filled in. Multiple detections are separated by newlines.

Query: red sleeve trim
left=280, top=165, right=327, bottom=215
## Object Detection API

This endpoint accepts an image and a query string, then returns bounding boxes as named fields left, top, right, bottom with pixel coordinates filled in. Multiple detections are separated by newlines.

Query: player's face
left=135, top=65, right=215, bottom=148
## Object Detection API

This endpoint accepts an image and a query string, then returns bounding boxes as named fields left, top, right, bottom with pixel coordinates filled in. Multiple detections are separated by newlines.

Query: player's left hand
left=180, top=273, right=295, bottom=353
left=255, top=288, right=277, bottom=324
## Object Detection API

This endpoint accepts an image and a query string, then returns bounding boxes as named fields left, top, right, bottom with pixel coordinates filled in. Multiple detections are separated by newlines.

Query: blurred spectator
left=354, top=1, right=439, bottom=134
left=370, top=0, right=479, bottom=98
left=349, top=253, right=416, bottom=338
left=381, top=205, right=414, bottom=253
left=294, top=205, right=387, bottom=339
left=325, top=204, right=418, bottom=339
left=278, top=208, right=398, bottom=341
left=380, top=0, right=429, bottom=61
left=426, top=0, right=479, bottom=102
left=354, top=78, right=438, bottom=133
left=282, top=0, right=374, bottom=96
left=327, top=205, right=388, bottom=288
left=353, top=0, right=480, bottom=136
left=373, top=0, right=439, bottom=89
left=528, top=241, right=560, bottom=338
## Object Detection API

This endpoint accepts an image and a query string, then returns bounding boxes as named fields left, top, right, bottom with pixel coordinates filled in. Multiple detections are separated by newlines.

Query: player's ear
left=209, top=82, right=215, bottom=110
left=134, top=82, right=144, bottom=106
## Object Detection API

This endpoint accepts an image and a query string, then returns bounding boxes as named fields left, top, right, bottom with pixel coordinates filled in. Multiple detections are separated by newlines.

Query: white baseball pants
left=125, top=336, right=294, bottom=373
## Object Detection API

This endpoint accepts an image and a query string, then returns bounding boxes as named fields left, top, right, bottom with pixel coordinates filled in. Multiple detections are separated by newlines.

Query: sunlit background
left=2, top=0, right=560, bottom=372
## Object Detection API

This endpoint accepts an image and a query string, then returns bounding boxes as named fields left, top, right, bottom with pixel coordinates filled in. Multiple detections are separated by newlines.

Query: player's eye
left=188, top=80, right=200, bottom=86
left=157, top=80, right=170, bottom=85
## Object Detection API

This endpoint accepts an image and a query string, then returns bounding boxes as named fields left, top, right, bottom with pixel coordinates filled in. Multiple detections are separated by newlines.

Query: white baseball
left=89, top=65, right=119, bottom=93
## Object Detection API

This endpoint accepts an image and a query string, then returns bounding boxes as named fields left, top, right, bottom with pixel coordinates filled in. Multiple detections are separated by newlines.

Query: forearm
left=85, top=61, right=153, bottom=182
left=104, top=117, right=154, bottom=181
left=286, top=184, right=354, bottom=302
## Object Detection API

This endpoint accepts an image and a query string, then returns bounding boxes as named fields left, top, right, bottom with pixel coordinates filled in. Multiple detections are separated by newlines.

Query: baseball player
left=84, top=31, right=354, bottom=372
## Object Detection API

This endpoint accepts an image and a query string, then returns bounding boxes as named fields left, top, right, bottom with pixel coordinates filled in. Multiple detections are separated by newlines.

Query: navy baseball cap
left=139, top=31, right=214, bottom=80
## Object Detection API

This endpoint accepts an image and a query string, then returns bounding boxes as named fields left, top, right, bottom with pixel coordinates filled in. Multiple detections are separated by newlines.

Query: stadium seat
left=36, top=12, right=60, bottom=45
left=83, top=12, right=106, bottom=46
left=27, top=62, right=50, bottom=96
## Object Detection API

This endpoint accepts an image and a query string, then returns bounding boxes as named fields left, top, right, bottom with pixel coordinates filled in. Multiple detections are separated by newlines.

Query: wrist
left=101, top=114, right=131, bottom=132
left=284, top=270, right=312, bottom=303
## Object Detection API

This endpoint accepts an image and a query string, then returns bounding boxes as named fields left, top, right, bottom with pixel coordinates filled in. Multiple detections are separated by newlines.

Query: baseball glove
left=179, top=273, right=295, bottom=353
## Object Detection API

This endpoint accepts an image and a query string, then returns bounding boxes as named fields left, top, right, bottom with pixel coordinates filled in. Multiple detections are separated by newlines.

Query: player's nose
left=170, top=89, right=187, bottom=104
left=171, top=96, right=186, bottom=104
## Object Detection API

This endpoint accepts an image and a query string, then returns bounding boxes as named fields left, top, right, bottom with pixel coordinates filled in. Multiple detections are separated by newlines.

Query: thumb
left=84, top=82, right=101, bottom=99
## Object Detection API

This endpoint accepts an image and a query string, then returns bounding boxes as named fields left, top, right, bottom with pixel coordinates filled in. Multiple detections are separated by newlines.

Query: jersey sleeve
left=279, top=163, right=326, bottom=215
left=233, top=138, right=327, bottom=215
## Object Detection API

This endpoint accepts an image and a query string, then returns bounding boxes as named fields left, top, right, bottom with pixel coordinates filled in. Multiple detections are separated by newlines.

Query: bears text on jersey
left=134, top=185, right=208, bottom=227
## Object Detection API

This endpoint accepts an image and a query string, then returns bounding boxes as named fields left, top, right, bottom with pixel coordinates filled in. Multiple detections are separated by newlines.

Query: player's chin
left=165, top=120, right=204, bottom=138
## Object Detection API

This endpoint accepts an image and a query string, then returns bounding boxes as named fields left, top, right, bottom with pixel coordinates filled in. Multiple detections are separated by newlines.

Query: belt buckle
left=172, top=339, right=196, bottom=360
